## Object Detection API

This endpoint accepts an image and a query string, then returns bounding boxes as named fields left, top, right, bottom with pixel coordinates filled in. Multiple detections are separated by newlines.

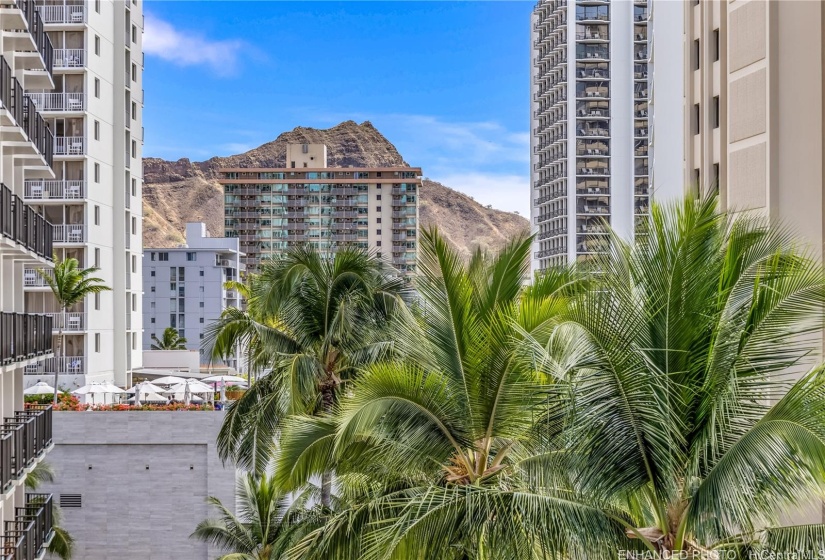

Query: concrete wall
left=41, top=412, right=236, bottom=560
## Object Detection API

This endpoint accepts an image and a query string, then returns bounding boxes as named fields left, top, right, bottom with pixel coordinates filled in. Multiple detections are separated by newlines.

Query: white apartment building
left=143, top=223, right=245, bottom=373
left=530, top=0, right=683, bottom=271
left=21, top=0, right=143, bottom=391
left=0, top=0, right=58, bottom=554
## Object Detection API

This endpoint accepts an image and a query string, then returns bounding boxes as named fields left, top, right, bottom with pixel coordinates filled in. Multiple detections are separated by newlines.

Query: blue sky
left=143, top=1, right=534, bottom=215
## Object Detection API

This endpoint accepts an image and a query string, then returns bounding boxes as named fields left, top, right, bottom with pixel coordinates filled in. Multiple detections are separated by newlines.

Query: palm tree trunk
left=320, top=381, right=335, bottom=509
left=53, top=308, right=65, bottom=405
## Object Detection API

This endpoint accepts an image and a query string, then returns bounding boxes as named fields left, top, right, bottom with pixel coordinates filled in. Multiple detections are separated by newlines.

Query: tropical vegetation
left=38, top=257, right=110, bottom=404
left=26, top=462, right=75, bottom=560
left=200, top=195, right=825, bottom=559
left=150, top=326, right=188, bottom=350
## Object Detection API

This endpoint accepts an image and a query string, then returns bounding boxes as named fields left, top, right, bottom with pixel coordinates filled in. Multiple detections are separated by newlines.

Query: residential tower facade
left=22, top=0, right=144, bottom=390
left=0, top=0, right=57, bottom=554
left=219, top=143, right=422, bottom=276
left=529, top=0, right=683, bottom=271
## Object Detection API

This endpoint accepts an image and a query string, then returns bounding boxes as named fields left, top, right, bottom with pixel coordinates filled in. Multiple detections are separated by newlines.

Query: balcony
left=35, top=1, right=86, bottom=24
left=0, top=405, right=53, bottom=488
left=0, top=314, right=52, bottom=365
left=26, top=92, right=84, bottom=112
left=0, top=58, right=53, bottom=167
left=22, top=267, right=50, bottom=287
left=0, top=185, right=53, bottom=260
left=4, top=0, right=54, bottom=75
left=53, top=135, right=84, bottom=155
left=4, top=493, right=54, bottom=560
left=24, top=179, right=84, bottom=201
left=52, top=223, right=85, bottom=243
left=52, top=48, right=84, bottom=69
left=45, top=312, right=85, bottom=331
left=24, top=355, right=84, bottom=375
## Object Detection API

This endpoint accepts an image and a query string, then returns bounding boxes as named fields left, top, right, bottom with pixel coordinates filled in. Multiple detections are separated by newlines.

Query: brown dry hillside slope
left=143, top=120, right=528, bottom=258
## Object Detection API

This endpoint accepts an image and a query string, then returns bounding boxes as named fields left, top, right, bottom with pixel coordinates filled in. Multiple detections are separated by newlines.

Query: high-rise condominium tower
left=0, top=0, right=58, bottom=552
left=686, top=0, right=825, bottom=264
left=22, top=0, right=143, bottom=390
left=220, top=143, right=422, bottom=276
left=529, top=0, right=683, bottom=271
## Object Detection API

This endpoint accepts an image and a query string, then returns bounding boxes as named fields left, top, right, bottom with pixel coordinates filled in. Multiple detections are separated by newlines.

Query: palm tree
left=276, top=229, right=599, bottom=558
left=150, top=327, right=188, bottom=350
left=25, top=462, right=75, bottom=560
left=203, top=245, right=405, bottom=497
left=190, top=473, right=322, bottom=560
left=38, top=257, right=110, bottom=405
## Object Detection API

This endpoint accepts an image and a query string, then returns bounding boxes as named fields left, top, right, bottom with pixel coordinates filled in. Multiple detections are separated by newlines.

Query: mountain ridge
left=142, top=121, right=528, bottom=259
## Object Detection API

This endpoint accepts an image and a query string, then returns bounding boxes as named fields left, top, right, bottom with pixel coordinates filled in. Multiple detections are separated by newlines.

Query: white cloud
left=143, top=14, right=247, bottom=75
left=430, top=172, right=530, bottom=217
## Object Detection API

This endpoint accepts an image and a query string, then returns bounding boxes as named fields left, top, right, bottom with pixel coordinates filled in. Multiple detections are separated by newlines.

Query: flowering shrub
left=63, top=402, right=215, bottom=412
left=25, top=392, right=84, bottom=411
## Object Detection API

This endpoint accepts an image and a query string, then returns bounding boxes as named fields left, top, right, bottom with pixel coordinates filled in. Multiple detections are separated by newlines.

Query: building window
left=199, top=270, right=204, bottom=276
left=94, top=120, right=100, bottom=140
left=376, top=252, right=382, bottom=258
left=132, top=294, right=137, bottom=311
left=199, top=302, right=204, bottom=308
left=713, top=163, right=720, bottom=192
left=692, top=104, right=700, bottom=135
left=131, top=255, right=137, bottom=273
left=131, top=24, right=137, bottom=43
left=95, top=334, right=101, bottom=352
left=133, top=334, right=137, bottom=350
left=131, top=102, right=137, bottom=120
left=150, top=302, right=155, bottom=309
left=199, top=286, right=204, bottom=292
left=150, top=270, right=155, bottom=277
left=95, top=0, right=100, bottom=12
left=186, top=252, right=196, bottom=262
left=131, top=140, right=137, bottom=158
left=376, top=206, right=381, bottom=212
left=94, top=163, right=100, bottom=183
left=94, top=35, right=100, bottom=55
left=199, top=317, right=204, bottom=324
left=94, top=78, right=100, bottom=98
left=95, top=292, right=100, bottom=310
left=713, top=29, right=720, bottom=62
left=712, top=96, right=720, bottom=129
left=376, top=194, right=381, bottom=201
left=150, top=286, right=155, bottom=292
left=150, top=318, right=155, bottom=323
left=158, top=252, right=169, bottom=261
left=150, top=252, right=155, bottom=261
left=95, top=248, right=100, bottom=267
left=131, top=178, right=137, bottom=196
left=376, top=229, right=382, bottom=235
left=376, top=172, right=382, bottom=178
left=131, top=217, right=136, bottom=235
left=693, top=40, right=700, bottom=71
left=94, top=205, right=100, bottom=225
left=131, top=63, right=137, bottom=82
left=376, top=240, right=382, bottom=247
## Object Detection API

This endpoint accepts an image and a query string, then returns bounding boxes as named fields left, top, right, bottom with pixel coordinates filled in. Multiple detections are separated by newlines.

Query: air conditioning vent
left=59, top=494, right=82, bottom=508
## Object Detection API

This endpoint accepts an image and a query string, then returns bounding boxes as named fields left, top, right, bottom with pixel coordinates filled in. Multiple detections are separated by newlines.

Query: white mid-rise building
left=143, top=223, right=245, bottom=373
left=22, top=0, right=143, bottom=390
left=530, top=0, right=683, bottom=271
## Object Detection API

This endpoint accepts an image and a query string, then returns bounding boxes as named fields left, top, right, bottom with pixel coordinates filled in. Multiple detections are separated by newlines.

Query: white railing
left=23, top=268, right=52, bottom=287
left=53, top=224, right=86, bottom=243
left=27, top=92, right=86, bottom=112
left=25, top=356, right=86, bottom=375
left=24, top=179, right=85, bottom=200
left=53, top=136, right=85, bottom=155
left=53, top=48, right=85, bottom=68
left=35, top=3, right=86, bottom=24
left=46, top=312, right=86, bottom=331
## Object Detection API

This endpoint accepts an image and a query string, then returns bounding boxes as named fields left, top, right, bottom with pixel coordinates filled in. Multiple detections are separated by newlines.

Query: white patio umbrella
left=129, top=382, right=168, bottom=406
left=150, top=375, right=187, bottom=386
left=183, top=382, right=191, bottom=406
left=168, top=392, right=203, bottom=403
left=127, top=381, right=166, bottom=395
left=72, top=382, right=109, bottom=404
left=126, top=390, right=167, bottom=404
left=165, top=379, right=214, bottom=395
left=201, top=375, right=247, bottom=384
left=24, top=382, right=56, bottom=395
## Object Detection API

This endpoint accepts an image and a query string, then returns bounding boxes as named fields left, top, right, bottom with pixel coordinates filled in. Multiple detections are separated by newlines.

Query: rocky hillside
left=143, top=120, right=528, bottom=259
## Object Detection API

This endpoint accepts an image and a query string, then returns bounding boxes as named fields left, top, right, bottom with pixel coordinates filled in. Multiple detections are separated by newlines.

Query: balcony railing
left=24, top=355, right=84, bottom=375
left=52, top=223, right=85, bottom=243
left=53, top=135, right=85, bottom=155
left=11, top=0, right=54, bottom=75
left=45, top=312, right=85, bottom=331
left=35, top=1, right=86, bottom=23
left=0, top=58, right=53, bottom=167
left=22, top=268, right=50, bottom=287
left=0, top=405, right=52, bottom=489
left=0, top=184, right=53, bottom=260
left=24, top=179, right=84, bottom=200
left=52, top=48, right=84, bottom=68
left=26, top=92, right=84, bottom=112
left=0, top=314, right=52, bottom=365
left=2, top=493, right=53, bottom=560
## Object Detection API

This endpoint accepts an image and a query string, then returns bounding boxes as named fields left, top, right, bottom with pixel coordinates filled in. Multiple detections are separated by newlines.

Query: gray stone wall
left=41, top=411, right=236, bottom=559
